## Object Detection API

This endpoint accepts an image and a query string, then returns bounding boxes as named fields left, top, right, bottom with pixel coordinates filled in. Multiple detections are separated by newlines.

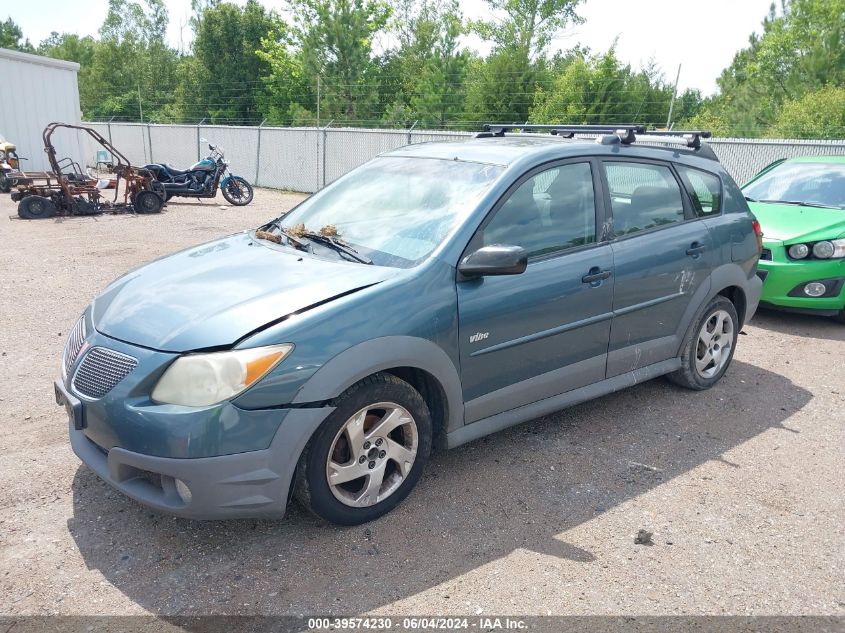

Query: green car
left=743, top=156, right=845, bottom=322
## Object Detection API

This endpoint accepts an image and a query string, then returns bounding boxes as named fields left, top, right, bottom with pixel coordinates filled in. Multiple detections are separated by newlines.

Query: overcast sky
left=6, top=0, right=774, bottom=95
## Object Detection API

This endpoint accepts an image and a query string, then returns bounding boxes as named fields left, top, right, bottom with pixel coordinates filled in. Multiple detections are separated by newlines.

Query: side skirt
left=446, top=358, right=681, bottom=449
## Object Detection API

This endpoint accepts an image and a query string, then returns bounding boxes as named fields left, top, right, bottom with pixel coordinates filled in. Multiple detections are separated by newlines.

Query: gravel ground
left=0, top=189, right=843, bottom=619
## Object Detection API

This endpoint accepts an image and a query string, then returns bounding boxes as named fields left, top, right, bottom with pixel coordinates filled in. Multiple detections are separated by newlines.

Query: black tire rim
left=137, top=192, right=160, bottom=213
left=30, top=198, right=47, bottom=216
left=225, top=178, right=251, bottom=204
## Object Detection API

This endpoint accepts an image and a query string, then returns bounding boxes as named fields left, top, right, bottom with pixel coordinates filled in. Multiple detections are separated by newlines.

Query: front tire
left=18, top=195, right=57, bottom=219
left=667, top=296, right=739, bottom=390
left=221, top=176, right=254, bottom=206
left=0, top=173, right=11, bottom=193
left=294, top=373, right=432, bottom=525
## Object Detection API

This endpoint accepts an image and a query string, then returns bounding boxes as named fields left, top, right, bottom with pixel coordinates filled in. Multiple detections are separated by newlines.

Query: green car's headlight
left=151, top=344, right=294, bottom=407
left=788, top=243, right=809, bottom=259
left=812, top=239, right=845, bottom=259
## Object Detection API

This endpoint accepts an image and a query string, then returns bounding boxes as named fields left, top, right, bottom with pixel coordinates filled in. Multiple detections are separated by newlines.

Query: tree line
left=1, top=0, right=842, bottom=137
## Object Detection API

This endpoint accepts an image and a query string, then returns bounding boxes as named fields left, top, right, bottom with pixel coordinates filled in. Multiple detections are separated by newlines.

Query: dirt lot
left=0, top=189, right=843, bottom=619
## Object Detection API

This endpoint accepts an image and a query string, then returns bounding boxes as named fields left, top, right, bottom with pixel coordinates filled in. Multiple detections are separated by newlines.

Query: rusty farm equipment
left=11, top=122, right=165, bottom=220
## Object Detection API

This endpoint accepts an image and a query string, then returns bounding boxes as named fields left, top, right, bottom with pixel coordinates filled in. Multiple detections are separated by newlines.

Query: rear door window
left=603, top=162, right=685, bottom=236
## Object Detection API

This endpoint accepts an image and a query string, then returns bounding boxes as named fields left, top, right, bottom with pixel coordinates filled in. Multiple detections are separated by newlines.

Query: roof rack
left=477, top=123, right=713, bottom=150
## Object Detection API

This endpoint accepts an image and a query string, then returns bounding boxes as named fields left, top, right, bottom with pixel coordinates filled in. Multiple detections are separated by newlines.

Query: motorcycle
left=143, top=140, right=254, bottom=206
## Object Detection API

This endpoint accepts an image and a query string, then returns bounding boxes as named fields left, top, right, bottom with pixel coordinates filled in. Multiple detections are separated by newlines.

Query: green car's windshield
left=271, top=157, right=504, bottom=267
left=743, top=161, right=845, bottom=210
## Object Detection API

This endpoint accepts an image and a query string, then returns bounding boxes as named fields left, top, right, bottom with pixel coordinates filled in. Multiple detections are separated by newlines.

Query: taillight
left=751, top=218, right=763, bottom=255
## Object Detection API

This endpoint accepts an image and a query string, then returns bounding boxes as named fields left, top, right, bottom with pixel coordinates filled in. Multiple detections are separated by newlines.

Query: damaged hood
left=92, top=232, right=398, bottom=352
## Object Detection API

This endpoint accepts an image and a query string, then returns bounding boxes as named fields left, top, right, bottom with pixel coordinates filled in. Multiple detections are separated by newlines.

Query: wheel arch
left=292, top=336, right=464, bottom=440
left=716, top=285, right=748, bottom=328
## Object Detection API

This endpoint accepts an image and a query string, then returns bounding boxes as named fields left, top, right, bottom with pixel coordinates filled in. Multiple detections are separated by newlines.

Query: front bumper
left=757, top=243, right=845, bottom=315
left=58, top=378, right=333, bottom=519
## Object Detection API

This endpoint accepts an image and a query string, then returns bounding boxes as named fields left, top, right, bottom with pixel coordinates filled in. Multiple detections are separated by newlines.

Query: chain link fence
left=81, top=122, right=845, bottom=192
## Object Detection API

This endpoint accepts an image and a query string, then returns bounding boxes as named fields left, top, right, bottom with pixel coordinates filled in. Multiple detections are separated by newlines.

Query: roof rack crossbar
left=480, top=123, right=646, bottom=137
left=477, top=123, right=714, bottom=150
left=637, top=130, right=712, bottom=149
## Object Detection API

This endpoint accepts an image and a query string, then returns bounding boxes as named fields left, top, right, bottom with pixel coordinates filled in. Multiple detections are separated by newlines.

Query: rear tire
left=0, top=174, right=11, bottom=193
left=294, top=373, right=432, bottom=525
left=133, top=190, right=164, bottom=214
left=835, top=309, right=845, bottom=324
left=18, top=195, right=57, bottom=219
left=667, top=296, right=739, bottom=390
left=221, top=176, right=254, bottom=206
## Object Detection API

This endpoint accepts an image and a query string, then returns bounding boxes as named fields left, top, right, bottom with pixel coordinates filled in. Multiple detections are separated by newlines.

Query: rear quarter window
left=678, top=166, right=722, bottom=217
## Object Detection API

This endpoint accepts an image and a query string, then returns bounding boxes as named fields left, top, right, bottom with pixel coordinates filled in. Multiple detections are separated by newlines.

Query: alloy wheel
left=325, top=402, right=418, bottom=508
left=695, top=309, right=734, bottom=379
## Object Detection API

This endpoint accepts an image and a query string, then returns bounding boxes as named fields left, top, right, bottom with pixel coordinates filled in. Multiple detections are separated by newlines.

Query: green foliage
left=464, top=0, right=583, bottom=124
left=406, top=1, right=471, bottom=128
left=682, top=0, right=845, bottom=137
left=257, top=27, right=315, bottom=125
left=22, top=0, right=841, bottom=140
left=288, top=0, right=391, bottom=122
left=189, top=0, right=277, bottom=123
left=770, top=85, right=845, bottom=138
left=0, top=17, right=35, bottom=52
left=530, top=48, right=683, bottom=128
left=76, top=0, right=182, bottom=122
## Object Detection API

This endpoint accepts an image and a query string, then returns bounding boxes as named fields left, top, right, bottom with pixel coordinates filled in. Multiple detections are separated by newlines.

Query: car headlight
left=812, top=239, right=845, bottom=259
left=151, top=343, right=294, bottom=407
left=788, top=243, right=809, bottom=259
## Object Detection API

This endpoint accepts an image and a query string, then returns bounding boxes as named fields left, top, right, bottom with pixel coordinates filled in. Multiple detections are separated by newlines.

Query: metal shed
left=0, top=48, right=84, bottom=172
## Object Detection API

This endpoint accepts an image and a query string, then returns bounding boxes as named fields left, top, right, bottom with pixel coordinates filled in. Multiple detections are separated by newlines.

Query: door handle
left=686, top=242, right=706, bottom=257
left=582, top=267, right=612, bottom=284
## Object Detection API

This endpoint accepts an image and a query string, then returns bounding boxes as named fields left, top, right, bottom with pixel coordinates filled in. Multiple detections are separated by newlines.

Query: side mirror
left=458, top=245, right=527, bottom=278
left=208, top=143, right=214, bottom=150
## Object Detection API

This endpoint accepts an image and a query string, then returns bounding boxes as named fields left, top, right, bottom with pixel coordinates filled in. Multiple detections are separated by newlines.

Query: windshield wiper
left=256, top=220, right=310, bottom=251
left=744, top=195, right=757, bottom=202
left=300, top=231, right=373, bottom=264
left=755, top=199, right=841, bottom=209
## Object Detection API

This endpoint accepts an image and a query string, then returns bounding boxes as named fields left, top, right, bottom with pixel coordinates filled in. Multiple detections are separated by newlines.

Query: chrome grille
left=73, top=347, right=138, bottom=399
left=63, top=317, right=86, bottom=376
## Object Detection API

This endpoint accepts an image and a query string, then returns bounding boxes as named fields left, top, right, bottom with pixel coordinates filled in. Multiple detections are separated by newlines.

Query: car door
left=600, top=159, right=715, bottom=377
left=457, top=160, right=614, bottom=424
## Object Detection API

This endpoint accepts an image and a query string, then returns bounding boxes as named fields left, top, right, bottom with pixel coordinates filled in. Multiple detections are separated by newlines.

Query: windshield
left=743, top=161, right=845, bottom=209
left=274, top=156, right=503, bottom=267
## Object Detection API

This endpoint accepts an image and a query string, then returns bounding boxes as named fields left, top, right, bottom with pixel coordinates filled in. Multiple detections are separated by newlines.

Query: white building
left=0, top=48, right=84, bottom=172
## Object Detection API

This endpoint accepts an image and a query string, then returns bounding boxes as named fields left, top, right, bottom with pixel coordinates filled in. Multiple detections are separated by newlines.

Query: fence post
left=255, top=119, right=266, bottom=186
left=147, top=124, right=153, bottom=164
left=106, top=116, right=114, bottom=145
left=321, top=120, right=333, bottom=189
left=408, top=120, right=418, bottom=145
left=196, top=118, right=206, bottom=161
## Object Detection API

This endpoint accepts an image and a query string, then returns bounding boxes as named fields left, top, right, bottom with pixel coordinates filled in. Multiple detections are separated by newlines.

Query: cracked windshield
left=271, top=157, right=503, bottom=267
